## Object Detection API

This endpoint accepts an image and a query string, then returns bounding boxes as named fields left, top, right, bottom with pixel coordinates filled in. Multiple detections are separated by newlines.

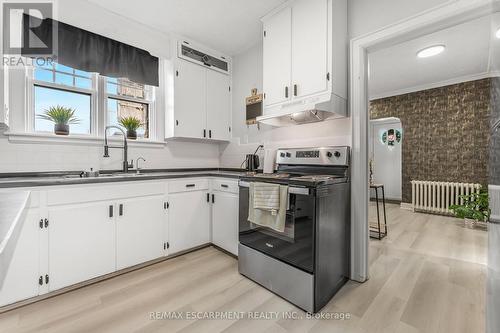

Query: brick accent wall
left=370, top=78, right=491, bottom=203
left=491, top=77, right=500, bottom=185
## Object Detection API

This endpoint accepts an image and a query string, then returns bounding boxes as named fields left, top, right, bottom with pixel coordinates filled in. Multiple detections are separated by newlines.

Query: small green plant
left=37, top=105, right=80, bottom=125
left=449, top=190, right=490, bottom=222
left=118, top=116, right=142, bottom=131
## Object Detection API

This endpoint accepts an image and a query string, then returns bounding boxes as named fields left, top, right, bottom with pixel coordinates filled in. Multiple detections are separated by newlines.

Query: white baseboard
left=400, top=202, right=414, bottom=211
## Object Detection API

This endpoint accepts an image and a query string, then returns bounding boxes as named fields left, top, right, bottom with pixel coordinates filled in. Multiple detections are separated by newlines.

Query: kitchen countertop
left=0, top=169, right=249, bottom=189
left=0, top=191, right=30, bottom=288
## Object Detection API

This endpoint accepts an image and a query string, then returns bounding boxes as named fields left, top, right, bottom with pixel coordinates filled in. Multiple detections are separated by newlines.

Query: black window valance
left=22, top=15, right=159, bottom=86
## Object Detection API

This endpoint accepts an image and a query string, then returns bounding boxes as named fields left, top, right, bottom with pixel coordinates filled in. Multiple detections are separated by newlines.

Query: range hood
left=256, top=92, right=347, bottom=127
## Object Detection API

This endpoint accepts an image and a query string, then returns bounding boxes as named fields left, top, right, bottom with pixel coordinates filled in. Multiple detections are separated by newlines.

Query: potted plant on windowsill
left=37, top=105, right=80, bottom=136
left=449, top=190, right=490, bottom=229
left=118, top=116, right=142, bottom=140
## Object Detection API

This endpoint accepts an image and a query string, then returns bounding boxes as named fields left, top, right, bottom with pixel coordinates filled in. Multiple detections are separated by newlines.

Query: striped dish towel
left=252, top=182, right=281, bottom=212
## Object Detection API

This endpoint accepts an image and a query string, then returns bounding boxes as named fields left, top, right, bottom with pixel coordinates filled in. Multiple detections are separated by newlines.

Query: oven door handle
left=238, top=181, right=309, bottom=195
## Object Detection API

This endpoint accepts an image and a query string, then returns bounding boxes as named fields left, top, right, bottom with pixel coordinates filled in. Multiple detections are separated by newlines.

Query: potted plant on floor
left=449, top=190, right=490, bottom=229
left=37, top=105, right=80, bottom=135
left=118, top=116, right=142, bottom=140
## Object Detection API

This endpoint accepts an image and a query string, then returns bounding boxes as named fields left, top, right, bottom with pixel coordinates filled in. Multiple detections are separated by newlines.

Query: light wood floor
left=0, top=203, right=487, bottom=333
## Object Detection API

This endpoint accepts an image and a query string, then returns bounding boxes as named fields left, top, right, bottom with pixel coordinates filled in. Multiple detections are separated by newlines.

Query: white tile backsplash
left=0, top=137, right=220, bottom=173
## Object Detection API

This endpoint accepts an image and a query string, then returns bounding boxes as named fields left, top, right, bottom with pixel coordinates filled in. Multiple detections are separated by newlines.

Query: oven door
left=238, top=181, right=315, bottom=273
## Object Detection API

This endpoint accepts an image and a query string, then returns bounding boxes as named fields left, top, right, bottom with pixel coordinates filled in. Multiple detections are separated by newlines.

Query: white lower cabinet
left=0, top=177, right=240, bottom=308
left=48, top=202, right=116, bottom=291
left=169, top=189, right=210, bottom=254
left=0, top=210, right=41, bottom=306
left=116, top=196, right=165, bottom=270
left=211, top=191, right=239, bottom=256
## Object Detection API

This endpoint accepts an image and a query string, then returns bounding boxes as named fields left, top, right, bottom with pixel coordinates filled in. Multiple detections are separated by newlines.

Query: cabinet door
left=206, top=70, right=230, bottom=141
left=174, top=60, right=207, bottom=139
left=169, top=191, right=210, bottom=254
left=116, top=196, right=164, bottom=270
left=291, top=0, right=328, bottom=98
left=263, top=6, right=292, bottom=107
left=48, top=203, right=115, bottom=291
left=0, top=210, right=40, bottom=306
left=212, top=192, right=239, bottom=256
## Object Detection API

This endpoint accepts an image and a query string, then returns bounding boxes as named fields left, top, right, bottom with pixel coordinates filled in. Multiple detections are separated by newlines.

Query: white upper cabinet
left=206, top=70, right=231, bottom=141
left=166, top=39, right=232, bottom=142
left=263, top=7, right=292, bottom=106
left=173, top=60, right=207, bottom=139
left=261, top=0, right=347, bottom=118
left=291, top=0, right=328, bottom=98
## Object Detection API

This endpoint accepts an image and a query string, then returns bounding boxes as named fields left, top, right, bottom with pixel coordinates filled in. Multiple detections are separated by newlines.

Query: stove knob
left=286, top=152, right=291, bottom=158
left=280, top=152, right=286, bottom=158
left=334, top=151, right=341, bottom=158
left=326, top=152, right=332, bottom=158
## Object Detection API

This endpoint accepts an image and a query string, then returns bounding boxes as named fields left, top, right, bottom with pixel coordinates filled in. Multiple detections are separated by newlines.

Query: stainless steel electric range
left=238, top=146, right=350, bottom=313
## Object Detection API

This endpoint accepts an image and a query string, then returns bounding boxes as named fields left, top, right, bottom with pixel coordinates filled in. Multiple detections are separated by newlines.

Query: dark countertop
left=0, top=169, right=251, bottom=189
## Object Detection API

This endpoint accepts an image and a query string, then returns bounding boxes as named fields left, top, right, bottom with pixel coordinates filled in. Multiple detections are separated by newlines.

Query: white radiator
left=411, top=180, right=482, bottom=215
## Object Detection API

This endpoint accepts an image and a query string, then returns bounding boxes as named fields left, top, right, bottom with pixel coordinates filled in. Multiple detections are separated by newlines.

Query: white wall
left=0, top=0, right=220, bottom=173
left=348, top=0, right=454, bottom=38
left=220, top=43, right=351, bottom=168
left=369, top=118, right=402, bottom=201
left=56, top=0, right=171, bottom=59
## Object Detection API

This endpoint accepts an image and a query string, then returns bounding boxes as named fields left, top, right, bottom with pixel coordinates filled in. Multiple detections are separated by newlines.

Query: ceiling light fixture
left=416, top=45, right=445, bottom=58
left=496, top=28, right=500, bottom=39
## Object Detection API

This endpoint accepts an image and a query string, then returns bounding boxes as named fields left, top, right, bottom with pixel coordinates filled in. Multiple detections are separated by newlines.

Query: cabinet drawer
left=212, top=179, right=239, bottom=194
left=169, top=179, right=209, bottom=193
left=47, top=182, right=165, bottom=206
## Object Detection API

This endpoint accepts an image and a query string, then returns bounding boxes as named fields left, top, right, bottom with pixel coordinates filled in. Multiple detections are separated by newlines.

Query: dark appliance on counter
left=245, top=154, right=260, bottom=171
left=244, top=144, right=263, bottom=172
left=238, top=146, right=351, bottom=313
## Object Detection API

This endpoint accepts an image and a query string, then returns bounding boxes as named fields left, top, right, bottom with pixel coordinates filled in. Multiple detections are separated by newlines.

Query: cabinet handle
left=209, top=130, right=212, bottom=138
left=293, top=84, right=298, bottom=96
left=203, top=129, right=206, bottom=138
left=109, top=205, right=114, bottom=218
left=207, top=193, right=210, bottom=202
left=221, top=184, right=229, bottom=188
left=212, top=194, right=215, bottom=203
left=45, top=274, right=49, bottom=284
left=119, top=204, right=123, bottom=216
left=176, top=120, right=179, bottom=126
left=186, top=184, right=196, bottom=188
left=285, top=86, right=289, bottom=98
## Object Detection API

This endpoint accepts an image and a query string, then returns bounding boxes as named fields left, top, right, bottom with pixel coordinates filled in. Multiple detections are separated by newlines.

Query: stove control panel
left=276, top=146, right=350, bottom=166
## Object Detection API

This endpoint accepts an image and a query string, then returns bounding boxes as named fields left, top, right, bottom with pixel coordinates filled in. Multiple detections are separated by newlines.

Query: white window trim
left=5, top=62, right=164, bottom=146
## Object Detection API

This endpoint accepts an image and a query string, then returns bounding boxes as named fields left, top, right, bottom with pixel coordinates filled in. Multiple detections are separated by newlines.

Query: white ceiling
left=368, top=14, right=500, bottom=100
left=86, top=0, right=286, bottom=56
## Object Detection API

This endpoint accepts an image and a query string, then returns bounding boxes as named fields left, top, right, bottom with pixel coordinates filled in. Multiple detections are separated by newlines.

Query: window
left=32, top=63, right=95, bottom=135
left=105, top=78, right=154, bottom=139
left=27, top=63, right=157, bottom=140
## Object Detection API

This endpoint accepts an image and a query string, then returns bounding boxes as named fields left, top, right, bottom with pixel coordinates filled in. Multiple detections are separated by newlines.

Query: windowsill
left=4, top=131, right=167, bottom=148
